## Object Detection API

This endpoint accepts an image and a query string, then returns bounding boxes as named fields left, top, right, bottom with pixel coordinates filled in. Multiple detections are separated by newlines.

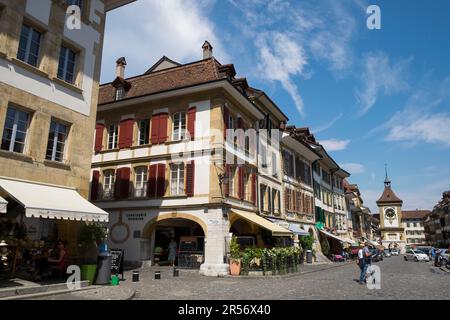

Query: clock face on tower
left=385, top=208, right=396, bottom=222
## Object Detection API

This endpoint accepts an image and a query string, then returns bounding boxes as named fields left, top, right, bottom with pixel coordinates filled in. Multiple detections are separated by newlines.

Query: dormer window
left=115, top=87, right=125, bottom=101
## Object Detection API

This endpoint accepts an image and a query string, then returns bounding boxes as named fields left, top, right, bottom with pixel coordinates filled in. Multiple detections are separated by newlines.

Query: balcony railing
left=134, top=187, right=147, bottom=198
left=102, top=189, right=114, bottom=200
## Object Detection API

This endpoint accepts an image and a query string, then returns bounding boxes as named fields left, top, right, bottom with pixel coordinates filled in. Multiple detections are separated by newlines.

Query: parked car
left=390, top=249, right=400, bottom=256
left=404, top=249, right=430, bottom=262
left=383, top=249, right=391, bottom=257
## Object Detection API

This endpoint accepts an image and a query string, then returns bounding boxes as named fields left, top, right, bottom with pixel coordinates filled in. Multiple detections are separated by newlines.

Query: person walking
left=167, top=238, right=178, bottom=267
left=358, top=242, right=372, bottom=285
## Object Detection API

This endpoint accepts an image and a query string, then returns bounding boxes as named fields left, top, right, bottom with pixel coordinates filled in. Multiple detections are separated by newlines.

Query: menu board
left=110, top=249, right=124, bottom=279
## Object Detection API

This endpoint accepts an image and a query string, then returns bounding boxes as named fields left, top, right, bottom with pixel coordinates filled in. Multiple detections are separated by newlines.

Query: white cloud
left=385, top=112, right=450, bottom=147
left=356, top=52, right=410, bottom=116
left=372, top=75, right=450, bottom=147
left=101, top=0, right=229, bottom=81
left=341, top=163, right=366, bottom=174
left=313, top=113, right=343, bottom=133
left=226, top=0, right=359, bottom=117
left=257, top=33, right=308, bottom=116
left=320, top=139, right=350, bottom=151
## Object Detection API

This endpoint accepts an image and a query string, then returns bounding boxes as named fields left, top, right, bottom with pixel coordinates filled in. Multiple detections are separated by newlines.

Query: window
left=108, top=124, right=118, bottom=149
left=134, top=167, right=147, bottom=197
left=115, top=87, right=125, bottom=101
left=138, top=120, right=150, bottom=145
left=228, top=166, right=235, bottom=197
left=1, top=106, right=30, bottom=153
left=407, top=222, right=411, bottom=228
left=271, top=152, right=278, bottom=177
left=283, top=150, right=294, bottom=177
left=261, top=145, right=267, bottom=168
left=260, top=184, right=266, bottom=212
left=103, top=170, right=115, bottom=199
left=170, top=163, right=185, bottom=195
left=67, top=0, right=83, bottom=9
left=322, top=169, right=331, bottom=185
left=17, top=24, right=41, bottom=67
left=267, top=187, right=272, bottom=213
left=57, top=46, right=77, bottom=84
left=46, top=120, right=68, bottom=162
left=244, top=171, right=250, bottom=201
left=172, top=112, right=186, bottom=141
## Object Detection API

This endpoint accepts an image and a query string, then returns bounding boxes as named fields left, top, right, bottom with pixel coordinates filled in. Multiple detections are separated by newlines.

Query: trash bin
left=306, top=250, right=313, bottom=264
left=95, top=252, right=112, bottom=285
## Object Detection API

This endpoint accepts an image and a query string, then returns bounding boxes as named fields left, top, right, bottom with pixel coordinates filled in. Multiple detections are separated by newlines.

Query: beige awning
left=319, top=229, right=357, bottom=245
left=230, top=210, right=292, bottom=237
left=0, top=177, right=108, bottom=222
left=0, top=195, right=7, bottom=213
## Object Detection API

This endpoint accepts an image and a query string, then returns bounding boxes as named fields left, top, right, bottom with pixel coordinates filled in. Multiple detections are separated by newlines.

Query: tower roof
left=377, top=186, right=403, bottom=204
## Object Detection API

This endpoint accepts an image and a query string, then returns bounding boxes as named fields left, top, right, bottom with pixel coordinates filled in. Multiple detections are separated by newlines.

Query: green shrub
left=299, top=235, right=314, bottom=250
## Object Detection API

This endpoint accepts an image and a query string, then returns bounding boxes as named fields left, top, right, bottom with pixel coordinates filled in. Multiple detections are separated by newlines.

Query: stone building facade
left=0, top=0, right=134, bottom=254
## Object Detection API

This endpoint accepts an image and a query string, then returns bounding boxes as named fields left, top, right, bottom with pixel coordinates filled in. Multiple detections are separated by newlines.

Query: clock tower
left=376, top=166, right=406, bottom=253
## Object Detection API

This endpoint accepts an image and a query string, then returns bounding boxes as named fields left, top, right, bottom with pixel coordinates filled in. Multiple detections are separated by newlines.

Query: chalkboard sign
left=110, top=249, right=124, bottom=280
left=179, top=236, right=199, bottom=252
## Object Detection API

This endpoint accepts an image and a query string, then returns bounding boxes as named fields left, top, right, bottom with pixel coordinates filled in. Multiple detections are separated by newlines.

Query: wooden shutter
left=90, top=171, right=100, bottom=201
left=187, top=107, right=196, bottom=140
left=114, top=167, right=130, bottom=199
left=284, top=188, right=289, bottom=212
left=158, top=113, right=169, bottom=144
left=151, top=114, right=160, bottom=144
left=238, top=166, right=244, bottom=200
left=148, top=165, right=157, bottom=197
left=185, top=161, right=195, bottom=197
left=156, top=163, right=166, bottom=197
left=118, top=119, right=134, bottom=149
left=223, top=106, right=229, bottom=140
left=224, top=165, right=230, bottom=197
left=251, top=172, right=256, bottom=205
left=94, top=124, right=105, bottom=152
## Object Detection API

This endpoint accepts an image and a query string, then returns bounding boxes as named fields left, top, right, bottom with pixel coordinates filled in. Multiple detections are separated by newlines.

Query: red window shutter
left=223, top=106, right=229, bottom=140
left=237, top=117, right=243, bottom=129
left=251, top=173, right=256, bottom=205
left=120, top=167, right=130, bottom=199
left=148, top=165, right=158, bottom=197
left=94, top=124, right=104, bottom=152
left=158, top=113, right=168, bottom=144
left=114, top=168, right=122, bottom=199
left=156, top=163, right=166, bottom=197
left=187, top=107, right=196, bottom=140
left=90, top=171, right=100, bottom=201
left=238, top=166, right=244, bottom=200
left=223, top=165, right=230, bottom=197
left=151, top=114, right=160, bottom=144
left=185, top=160, right=195, bottom=197
left=119, top=119, right=134, bottom=149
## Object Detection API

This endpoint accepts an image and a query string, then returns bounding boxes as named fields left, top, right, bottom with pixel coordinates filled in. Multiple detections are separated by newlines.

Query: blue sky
left=101, top=0, right=450, bottom=212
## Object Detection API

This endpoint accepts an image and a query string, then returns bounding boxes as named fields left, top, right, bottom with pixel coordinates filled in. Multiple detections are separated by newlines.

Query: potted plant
left=229, top=236, right=241, bottom=276
left=78, top=222, right=107, bottom=285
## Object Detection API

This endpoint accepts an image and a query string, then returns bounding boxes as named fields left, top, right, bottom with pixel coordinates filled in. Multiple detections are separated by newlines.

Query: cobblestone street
left=36, top=256, right=450, bottom=300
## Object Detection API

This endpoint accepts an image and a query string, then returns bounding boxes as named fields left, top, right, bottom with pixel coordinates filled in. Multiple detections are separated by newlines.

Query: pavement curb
left=2, top=285, right=101, bottom=300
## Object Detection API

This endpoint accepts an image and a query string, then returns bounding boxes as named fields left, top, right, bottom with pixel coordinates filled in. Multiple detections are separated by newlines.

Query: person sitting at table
left=47, top=240, right=68, bottom=279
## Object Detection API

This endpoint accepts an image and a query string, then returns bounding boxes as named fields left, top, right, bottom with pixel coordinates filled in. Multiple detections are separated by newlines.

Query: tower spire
left=384, top=163, right=391, bottom=187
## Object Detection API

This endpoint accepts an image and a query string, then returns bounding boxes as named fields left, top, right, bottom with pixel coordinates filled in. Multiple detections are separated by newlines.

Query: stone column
left=199, top=208, right=229, bottom=276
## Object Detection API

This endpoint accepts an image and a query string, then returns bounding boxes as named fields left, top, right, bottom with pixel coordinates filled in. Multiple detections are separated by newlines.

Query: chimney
left=202, top=41, right=213, bottom=59
left=116, top=57, right=127, bottom=78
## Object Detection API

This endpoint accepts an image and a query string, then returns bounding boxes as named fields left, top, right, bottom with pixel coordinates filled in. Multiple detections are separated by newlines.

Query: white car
left=390, top=249, right=399, bottom=256
left=404, top=249, right=430, bottom=262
